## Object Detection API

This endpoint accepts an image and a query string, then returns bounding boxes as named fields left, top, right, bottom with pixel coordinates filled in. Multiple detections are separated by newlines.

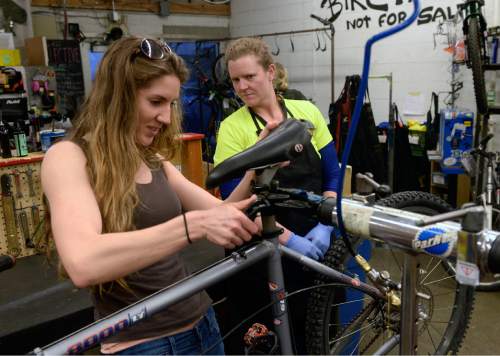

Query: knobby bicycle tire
left=467, top=16, right=488, bottom=115
left=444, top=257, right=500, bottom=291
left=305, top=191, right=475, bottom=354
left=388, top=191, right=500, bottom=291
left=305, top=238, right=347, bottom=355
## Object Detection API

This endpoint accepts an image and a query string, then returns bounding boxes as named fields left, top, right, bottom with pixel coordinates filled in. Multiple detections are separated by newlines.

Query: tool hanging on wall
left=1, top=174, right=20, bottom=256
left=12, top=169, right=23, bottom=198
left=31, top=204, right=40, bottom=228
left=31, top=204, right=45, bottom=252
left=25, top=167, right=36, bottom=197
left=18, top=204, right=33, bottom=248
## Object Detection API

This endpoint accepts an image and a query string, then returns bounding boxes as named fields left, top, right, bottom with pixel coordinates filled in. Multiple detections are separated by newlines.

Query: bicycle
left=31, top=1, right=499, bottom=353
left=459, top=0, right=489, bottom=115
left=306, top=174, right=473, bottom=353
left=32, top=119, right=500, bottom=355
left=460, top=132, right=500, bottom=290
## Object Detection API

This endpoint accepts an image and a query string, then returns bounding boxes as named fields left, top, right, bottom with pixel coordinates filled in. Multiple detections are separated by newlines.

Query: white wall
left=230, top=0, right=499, bottom=127
left=29, top=7, right=229, bottom=97
left=7, top=0, right=34, bottom=47
left=30, top=7, right=229, bottom=40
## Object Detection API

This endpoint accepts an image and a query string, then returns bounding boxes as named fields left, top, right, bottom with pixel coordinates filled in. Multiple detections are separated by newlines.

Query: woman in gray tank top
left=41, top=37, right=260, bottom=355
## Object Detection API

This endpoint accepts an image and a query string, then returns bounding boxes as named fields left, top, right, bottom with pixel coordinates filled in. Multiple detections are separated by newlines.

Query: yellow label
left=0, top=49, right=21, bottom=66
left=464, top=121, right=472, bottom=127
left=457, top=231, right=467, bottom=260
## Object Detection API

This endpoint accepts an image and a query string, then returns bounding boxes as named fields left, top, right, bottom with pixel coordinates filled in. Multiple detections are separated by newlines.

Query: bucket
left=40, top=129, right=66, bottom=152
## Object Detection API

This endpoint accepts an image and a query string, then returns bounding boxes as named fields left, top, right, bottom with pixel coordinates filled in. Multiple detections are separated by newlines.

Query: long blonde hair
left=70, top=37, right=188, bottom=235
left=46, top=37, right=189, bottom=292
left=273, top=62, right=288, bottom=93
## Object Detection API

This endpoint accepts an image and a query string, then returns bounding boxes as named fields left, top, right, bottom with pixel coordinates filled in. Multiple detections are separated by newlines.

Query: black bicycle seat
left=206, top=119, right=312, bottom=188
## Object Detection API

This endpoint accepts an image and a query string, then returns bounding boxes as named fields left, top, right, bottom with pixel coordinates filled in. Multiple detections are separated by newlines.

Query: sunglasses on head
left=139, top=38, right=173, bottom=60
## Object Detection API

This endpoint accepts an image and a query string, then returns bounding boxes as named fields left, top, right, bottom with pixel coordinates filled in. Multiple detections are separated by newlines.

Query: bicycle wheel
left=212, top=53, right=232, bottom=91
left=305, top=191, right=475, bottom=355
left=467, top=16, right=488, bottom=115
left=444, top=257, right=500, bottom=291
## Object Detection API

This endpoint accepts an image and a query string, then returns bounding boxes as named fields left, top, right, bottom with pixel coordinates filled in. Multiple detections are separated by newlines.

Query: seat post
left=255, top=172, right=295, bottom=354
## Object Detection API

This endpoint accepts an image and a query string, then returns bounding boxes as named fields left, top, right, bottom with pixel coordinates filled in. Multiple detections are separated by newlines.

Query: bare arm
left=324, top=191, right=337, bottom=198
left=43, top=142, right=258, bottom=288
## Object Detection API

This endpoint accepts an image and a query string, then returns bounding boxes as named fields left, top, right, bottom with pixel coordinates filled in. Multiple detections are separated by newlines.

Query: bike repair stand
left=409, top=205, right=485, bottom=354
left=253, top=165, right=294, bottom=355
left=400, top=252, right=418, bottom=354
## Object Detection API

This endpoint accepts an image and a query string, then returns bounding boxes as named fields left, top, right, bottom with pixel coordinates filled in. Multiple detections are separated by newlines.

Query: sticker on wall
left=413, top=226, right=456, bottom=257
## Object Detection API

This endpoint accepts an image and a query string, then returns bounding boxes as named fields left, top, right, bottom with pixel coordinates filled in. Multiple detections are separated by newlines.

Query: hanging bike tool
left=12, top=169, right=23, bottom=199
left=18, top=204, right=34, bottom=248
left=25, top=166, right=36, bottom=197
left=1, top=174, right=21, bottom=256
left=31, top=204, right=45, bottom=251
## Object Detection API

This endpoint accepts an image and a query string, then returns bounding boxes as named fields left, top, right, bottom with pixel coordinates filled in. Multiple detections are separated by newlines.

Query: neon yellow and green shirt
left=214, top=99, right=333, bottom=167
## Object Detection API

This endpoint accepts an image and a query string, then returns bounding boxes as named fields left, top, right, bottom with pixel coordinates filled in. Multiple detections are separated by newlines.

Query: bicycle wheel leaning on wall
left=462, top=0, right=488, bottom=115
left=305, top=191, right=475, bottom=355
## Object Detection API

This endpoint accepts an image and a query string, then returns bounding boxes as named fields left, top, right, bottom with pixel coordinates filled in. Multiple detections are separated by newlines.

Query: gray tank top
left=92, top=168, right=211, bottom=342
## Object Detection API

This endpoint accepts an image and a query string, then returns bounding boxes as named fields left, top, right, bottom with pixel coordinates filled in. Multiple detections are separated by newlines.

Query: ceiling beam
left=31, top=0, right=230, bottom=16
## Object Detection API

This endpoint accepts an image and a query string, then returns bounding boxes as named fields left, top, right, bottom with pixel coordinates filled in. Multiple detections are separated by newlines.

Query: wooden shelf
left=31, top=0, right=230, bottom=16
left=0, top=152, right=44, bottom=168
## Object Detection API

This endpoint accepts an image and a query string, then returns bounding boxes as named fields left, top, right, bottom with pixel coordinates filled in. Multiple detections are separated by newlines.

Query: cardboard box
left=24, top=37, right=49, bottom=66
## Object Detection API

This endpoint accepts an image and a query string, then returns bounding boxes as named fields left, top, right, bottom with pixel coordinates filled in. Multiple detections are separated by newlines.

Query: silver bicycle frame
left=33, top=174, right=500, bottom=355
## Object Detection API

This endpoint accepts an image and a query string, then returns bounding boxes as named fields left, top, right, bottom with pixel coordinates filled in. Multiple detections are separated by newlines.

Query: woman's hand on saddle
left=258, top=121, right=279, bottom=141
left=191, top=195, right=260, bottom=249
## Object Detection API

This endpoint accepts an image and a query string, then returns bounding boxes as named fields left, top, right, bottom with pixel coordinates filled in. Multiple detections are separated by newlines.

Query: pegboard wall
left=0, top=154, right=46, bottom=258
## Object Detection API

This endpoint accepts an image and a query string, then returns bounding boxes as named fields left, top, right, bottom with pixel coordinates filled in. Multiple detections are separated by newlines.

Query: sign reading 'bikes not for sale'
left=323, top=0, right=463, bottom=31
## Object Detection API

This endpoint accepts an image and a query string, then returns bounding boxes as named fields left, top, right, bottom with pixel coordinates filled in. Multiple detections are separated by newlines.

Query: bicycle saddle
left=206, top=119, right=312, bottom=188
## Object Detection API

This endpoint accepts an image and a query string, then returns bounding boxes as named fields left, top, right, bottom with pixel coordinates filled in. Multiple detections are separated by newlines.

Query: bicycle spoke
left=432, top=291, right=456, bottom=297
left=420, top=259, right=443, bottom=284
left=428, top=319, right=457, bottom=324
left=329, top=320, right=377, bottom=346
left=424, top=274, right=455, bottom=286
left=432, top=305, right=457, bottom=312
left=352, top=331, right=374, bottom=356
left=425, top=324, right=438, bottom=351
left=424, top=256, right=435, bottom=275
left=428, top=321, right=445, bottom=335
left=389, top=247, right=402, bottom=272
left=329, top=297, right=369, bottom=309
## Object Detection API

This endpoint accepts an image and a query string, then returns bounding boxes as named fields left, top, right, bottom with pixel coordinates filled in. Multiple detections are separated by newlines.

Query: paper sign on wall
left=403, top=91, right=426, bottom=116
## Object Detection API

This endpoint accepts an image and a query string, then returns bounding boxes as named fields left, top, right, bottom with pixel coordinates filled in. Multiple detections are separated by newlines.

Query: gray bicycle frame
left=33, top=168, right=499, bottom=355
left=32, top=232, right=384, bottom=354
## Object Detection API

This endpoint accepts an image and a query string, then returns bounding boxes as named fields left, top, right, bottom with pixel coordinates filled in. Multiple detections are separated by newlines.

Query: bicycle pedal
left=244, top=323, right=279, bottom=355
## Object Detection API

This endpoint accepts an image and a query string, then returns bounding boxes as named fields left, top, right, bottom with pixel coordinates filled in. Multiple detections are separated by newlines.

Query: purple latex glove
left=285, top=233, right=322, bottom=260
left=304, top=223, right=333, bottom=255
